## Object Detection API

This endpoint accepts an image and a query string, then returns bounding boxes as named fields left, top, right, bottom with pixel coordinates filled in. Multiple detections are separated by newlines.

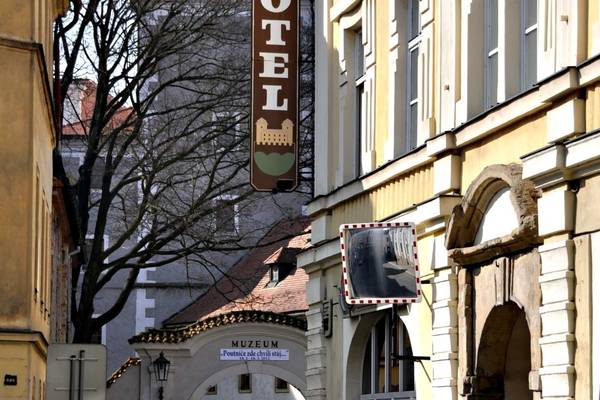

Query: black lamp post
left=152, top=352, right=170, bottom=400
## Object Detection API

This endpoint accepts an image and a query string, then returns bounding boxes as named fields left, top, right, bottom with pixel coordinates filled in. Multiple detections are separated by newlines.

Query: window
left=361, top=312, right=415, bottom=399
left=521, top=0, right=537, bottom=89
left=206, top=385, right=217, bottom=395
left=238, top=374, right=252, bottom=393
left=212, top=111, right=241, bottom=153
left=84, top=234, right=110, bottom=268
left=406, top=0, right=420, bottom=151
left=388, top=0, right=422, bottom=159
left=34, top=170, right=41, bottom=301
left=484, top=0, right=499, bottom=109
left=465, top=0, right=536, bottom=116
left=215, top=198, right=237, bottom=234
left=90, top=156, right=106, bottom=190
left=355, top=29, right=366, bottom=177
left=267, top=263, right=293, bottom=288
left=269, top=264, right=280, bottom=285
left=274, top=377, right=289, bottom=393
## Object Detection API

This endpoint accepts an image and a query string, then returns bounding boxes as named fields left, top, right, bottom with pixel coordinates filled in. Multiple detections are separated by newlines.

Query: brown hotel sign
left=251, top=0, right=299, bottom=191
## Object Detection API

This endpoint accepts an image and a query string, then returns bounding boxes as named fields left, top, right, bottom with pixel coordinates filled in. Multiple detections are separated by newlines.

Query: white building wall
left=135, top=268, right=156, bottom=334
left=200, top=374, right=305, bottom=400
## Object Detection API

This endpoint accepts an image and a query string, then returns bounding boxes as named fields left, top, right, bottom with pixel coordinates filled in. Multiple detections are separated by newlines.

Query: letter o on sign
left=261, top=0, right=291, bottom=13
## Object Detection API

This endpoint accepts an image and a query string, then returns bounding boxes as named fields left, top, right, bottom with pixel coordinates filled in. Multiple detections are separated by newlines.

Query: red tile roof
left=62, top=79, right=134, bottom=136
left=130, top=310, right=307, bottom=344
left=106, top=357, right=141, bottom=387
left=164, top=217, right=311, bottom=326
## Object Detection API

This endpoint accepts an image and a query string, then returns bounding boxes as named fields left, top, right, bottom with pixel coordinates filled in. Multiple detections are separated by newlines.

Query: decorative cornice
left=129, top=311, right=307, bottom=344
left=106, top=357, right=141, bottom=388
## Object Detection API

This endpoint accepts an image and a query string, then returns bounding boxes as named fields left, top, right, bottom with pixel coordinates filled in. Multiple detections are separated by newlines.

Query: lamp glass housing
left=153, top=352, right=170, bottom=382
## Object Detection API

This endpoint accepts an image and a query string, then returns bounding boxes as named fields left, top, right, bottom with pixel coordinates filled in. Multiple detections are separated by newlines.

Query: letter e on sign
left=251, top=0, right=299, bottom=191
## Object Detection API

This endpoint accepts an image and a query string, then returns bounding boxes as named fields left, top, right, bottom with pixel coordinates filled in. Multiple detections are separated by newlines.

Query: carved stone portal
left=447, top=164, right=542, bottom=400
left=445, top=164, right=541, bottom=266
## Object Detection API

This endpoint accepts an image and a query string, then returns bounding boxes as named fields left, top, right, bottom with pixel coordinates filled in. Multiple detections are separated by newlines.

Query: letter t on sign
left=262, top=20, right=291, bottom=45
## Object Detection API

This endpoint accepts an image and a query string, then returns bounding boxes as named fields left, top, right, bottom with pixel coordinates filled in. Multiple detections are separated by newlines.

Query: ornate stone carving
left=445, top=164, right=542, bottom=265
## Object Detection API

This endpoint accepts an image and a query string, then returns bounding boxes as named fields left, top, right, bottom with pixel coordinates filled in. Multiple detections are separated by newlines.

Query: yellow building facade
left=300, top=1, right=600, bottom=399
left=0, top=1, right=68, bottom=398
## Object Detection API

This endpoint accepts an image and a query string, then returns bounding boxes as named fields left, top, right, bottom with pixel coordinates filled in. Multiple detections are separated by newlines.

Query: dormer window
left=267, top=263, right=293, bottom=287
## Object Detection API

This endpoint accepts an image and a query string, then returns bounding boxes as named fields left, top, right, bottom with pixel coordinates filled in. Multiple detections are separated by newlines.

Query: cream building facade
left=300, top=0, right=600, bottom=399
left=0, top=1, right=68, bottom=399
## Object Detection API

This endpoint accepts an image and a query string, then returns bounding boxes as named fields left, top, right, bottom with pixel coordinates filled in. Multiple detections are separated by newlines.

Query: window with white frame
left=269, top=264, right=280, bottom=286
left=388, top=0, right=421, bottom=159
left=484, top=0, right=499, bottom=109
left=480, top=0, right=536, bottom=111
left=406, top=0, right=420, bottom=152
left=355, top=29, right=366, bottom=178
left=521, top=0, right=537, bottom=90
left=361, top=311, right=415, bottom=399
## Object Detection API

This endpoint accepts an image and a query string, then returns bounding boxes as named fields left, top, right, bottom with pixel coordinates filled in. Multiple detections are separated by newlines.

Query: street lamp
left=152, top=352, right=170, bottom=400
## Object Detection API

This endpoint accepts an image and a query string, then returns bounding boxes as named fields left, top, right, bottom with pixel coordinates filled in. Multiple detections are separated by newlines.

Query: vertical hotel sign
left=251, top=0, right=299, bottom=191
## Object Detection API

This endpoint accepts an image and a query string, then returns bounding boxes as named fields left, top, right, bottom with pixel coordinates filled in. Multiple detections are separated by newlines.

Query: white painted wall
left=474, top=187, right=518, bottom=244
left=134, top=288, right=155, bottom=334
left=200, top=374, right=305, bottom=400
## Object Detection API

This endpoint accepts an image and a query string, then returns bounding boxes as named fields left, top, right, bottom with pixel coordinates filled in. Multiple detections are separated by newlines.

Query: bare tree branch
left=57, top=0, right=313, bottom=342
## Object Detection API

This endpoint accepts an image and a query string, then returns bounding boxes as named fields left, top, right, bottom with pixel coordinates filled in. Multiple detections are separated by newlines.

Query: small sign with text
left=220, top=348, right=289, bottom=361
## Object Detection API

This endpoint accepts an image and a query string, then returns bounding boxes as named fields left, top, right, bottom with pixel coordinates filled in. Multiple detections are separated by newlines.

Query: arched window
left=361, top=311, right=415, bottom=399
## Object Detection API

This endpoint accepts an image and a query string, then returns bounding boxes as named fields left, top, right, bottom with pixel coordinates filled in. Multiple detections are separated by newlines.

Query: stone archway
left=475, top=302, right=532, bottom=399
left=444, top=164, right=543, bottom=399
